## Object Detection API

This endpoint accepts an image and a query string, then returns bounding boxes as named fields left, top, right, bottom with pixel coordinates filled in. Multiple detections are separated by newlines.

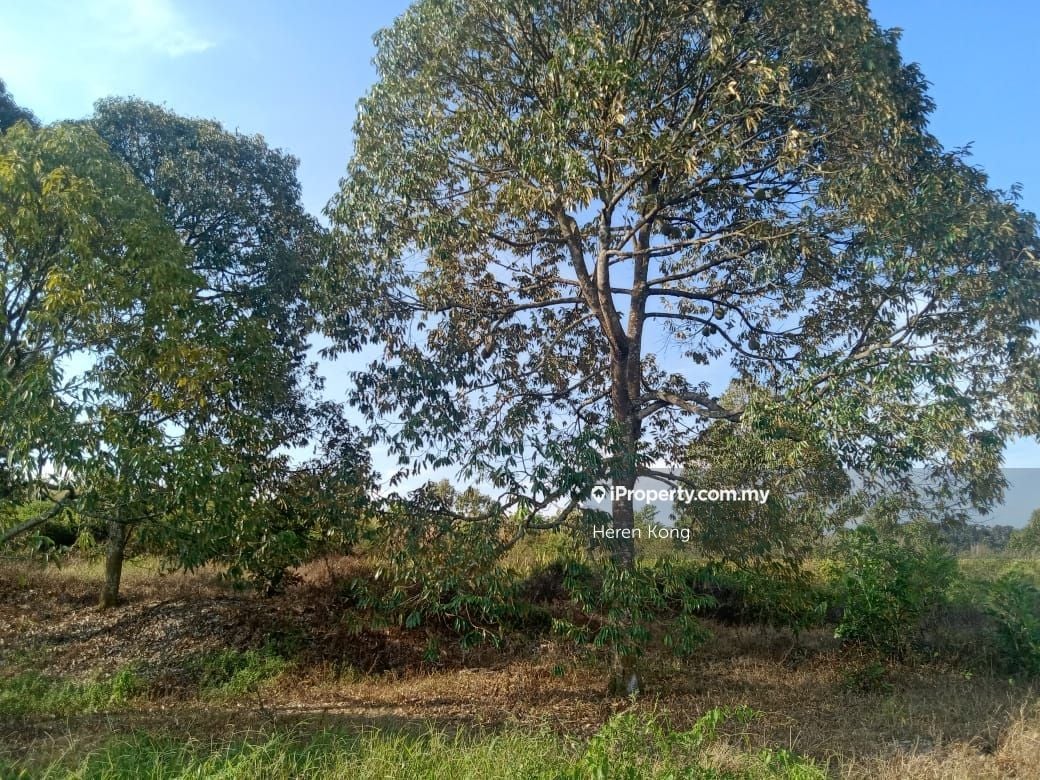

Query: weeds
left=0, top=666, right=141, bottom=717
left=4, top=709, right=825, bottom=779
left=189, top=647, right=288, bottom=698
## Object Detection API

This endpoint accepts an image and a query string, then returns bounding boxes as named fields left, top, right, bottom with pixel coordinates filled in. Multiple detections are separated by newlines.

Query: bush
left=554, top=559, right=715, bottom=670
left=699, top=562, right=828, bottom=632
left=343, top=552, right=545, bottom=650
left=343, top=486, right=558, bottom=650
left=981, top=572, right=1040, bottom=676
left=829, top=523, right=956, bottom=656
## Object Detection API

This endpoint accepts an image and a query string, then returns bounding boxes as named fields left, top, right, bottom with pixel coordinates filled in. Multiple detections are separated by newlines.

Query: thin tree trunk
left=99, top=520, right=128, bottom=609
left=608, top=650, right=643, bottom=697
left=610, top=467, right=637, bottom=568
left=606, top=411, right=643, bottom=696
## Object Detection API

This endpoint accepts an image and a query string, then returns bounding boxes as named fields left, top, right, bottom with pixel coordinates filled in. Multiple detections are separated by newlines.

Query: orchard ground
left=1, top=553, right=1039, bottom=779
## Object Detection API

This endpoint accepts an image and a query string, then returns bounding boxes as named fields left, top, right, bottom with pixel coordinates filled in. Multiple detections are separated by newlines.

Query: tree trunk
left=606, top=354, right=641, bottom=569
left=608, top=651, right=642, bottom=697
left=605, top=409, right=643, bottom=695
left=610, top=468, right=637, bottom=568
left=99, top=520, right=128, bottom=609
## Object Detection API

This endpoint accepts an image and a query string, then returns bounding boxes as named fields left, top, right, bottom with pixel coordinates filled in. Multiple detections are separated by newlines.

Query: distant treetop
left=0, top=78, right=39, bottom=132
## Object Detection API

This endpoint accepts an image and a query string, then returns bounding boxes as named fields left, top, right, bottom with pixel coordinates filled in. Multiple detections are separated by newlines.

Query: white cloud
left=0, top=0, right=215, bottom=121
left=87, top=0, right=214, bottom=57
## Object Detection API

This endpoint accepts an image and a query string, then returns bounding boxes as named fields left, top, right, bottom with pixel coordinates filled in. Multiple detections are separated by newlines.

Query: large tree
left=88, top=99, right=366, bottom=603
left=2, top=106, right=364, bottom=607
left=0, top=120, right=291, bottom=606
left=0, top=121, right=203, bottom=561
left=325, top=0, right=1040, bottom=580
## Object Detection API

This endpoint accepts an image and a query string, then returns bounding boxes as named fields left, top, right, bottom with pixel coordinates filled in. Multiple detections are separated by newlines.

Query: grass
left=190, top=647, right=290, bottom=699
left=0, top=667, right=141, bottom=718
left=0, top=709, right=827, bottom=780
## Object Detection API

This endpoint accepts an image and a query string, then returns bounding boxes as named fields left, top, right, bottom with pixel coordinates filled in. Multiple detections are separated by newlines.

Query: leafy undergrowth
left=190, top=647, right=290, bottom=700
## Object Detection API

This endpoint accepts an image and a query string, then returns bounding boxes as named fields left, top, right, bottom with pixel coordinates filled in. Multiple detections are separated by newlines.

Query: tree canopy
left=84, top=99, right=369, bottom=601
left=0, top=78, right=37, bottom=132
left=322, top=0, right=1040, bottom=568
left=1, top=120, right=194, bottom=496
left=91, top=98, right=326, bottom=434
left=2, top=102, right=370, bottom=604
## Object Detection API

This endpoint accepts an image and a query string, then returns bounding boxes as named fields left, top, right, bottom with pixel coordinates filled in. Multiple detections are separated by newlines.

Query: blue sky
left=2, top=0, right=1038, bottom=469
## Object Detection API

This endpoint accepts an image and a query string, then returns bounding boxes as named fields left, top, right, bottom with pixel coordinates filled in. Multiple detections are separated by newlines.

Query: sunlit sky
left=3, top=0, right=1039, bottom=474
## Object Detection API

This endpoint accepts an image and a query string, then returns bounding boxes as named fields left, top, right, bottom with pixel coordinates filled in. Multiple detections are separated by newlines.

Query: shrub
left=981, top=572, right=1040, bottom=676
left=829, top=523, right=956, bottom=656
left=700, top=562, right=828, bottom=632
left=344, top=486, right=555, bottom=649
left=554, top=559, right=715, bottom=673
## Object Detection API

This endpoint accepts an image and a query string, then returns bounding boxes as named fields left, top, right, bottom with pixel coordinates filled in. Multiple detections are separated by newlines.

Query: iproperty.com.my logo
left=589, top=484, right=771, bottom=505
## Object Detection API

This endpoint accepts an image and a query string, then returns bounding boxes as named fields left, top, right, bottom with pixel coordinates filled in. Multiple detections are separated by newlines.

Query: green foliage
left=0, top=77, right=37, bottom=131
left=679, top=386, right=858, bottom=571
left=190, top=647, right=288, bottom=698
left=567, top=708, right=744, bottom=779
left=79, top=99, right=347, bottom=593
left=344, top=485, right=545, bottom=647
left=1, top=120, right=194, bottom=492
left=5, top=499, right=101, bottom=551
left=1008, top=509, right=1040, bottom=554
left=197, top=435, right=375, bottom=594
left=504, top=528, right=586, bottom=572
left=345, top=491, right=716, bottom=658
left=558, top=559, right=715, bottom=661
left=703, top=563, right=828, bottom=633
left=564, top=707, right=824, bottom=780
left=829, top=524, right=956, bottom=656
left=980, top=572, right=1040, bottom=677
left=323, top=0, right=1040, bottom=571
left=10, top=98, right=375, bottom=602
left=0, top=667, right=141, bottom=717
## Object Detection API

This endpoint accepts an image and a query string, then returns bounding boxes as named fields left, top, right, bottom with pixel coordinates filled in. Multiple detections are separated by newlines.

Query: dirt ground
left=1, top=557, right=1038, bottom=778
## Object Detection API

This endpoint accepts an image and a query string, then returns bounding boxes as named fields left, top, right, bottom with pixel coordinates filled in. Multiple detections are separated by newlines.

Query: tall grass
left=0, top=667, right=141, bottom=718
left=3, top=709, right=825, bottom=780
